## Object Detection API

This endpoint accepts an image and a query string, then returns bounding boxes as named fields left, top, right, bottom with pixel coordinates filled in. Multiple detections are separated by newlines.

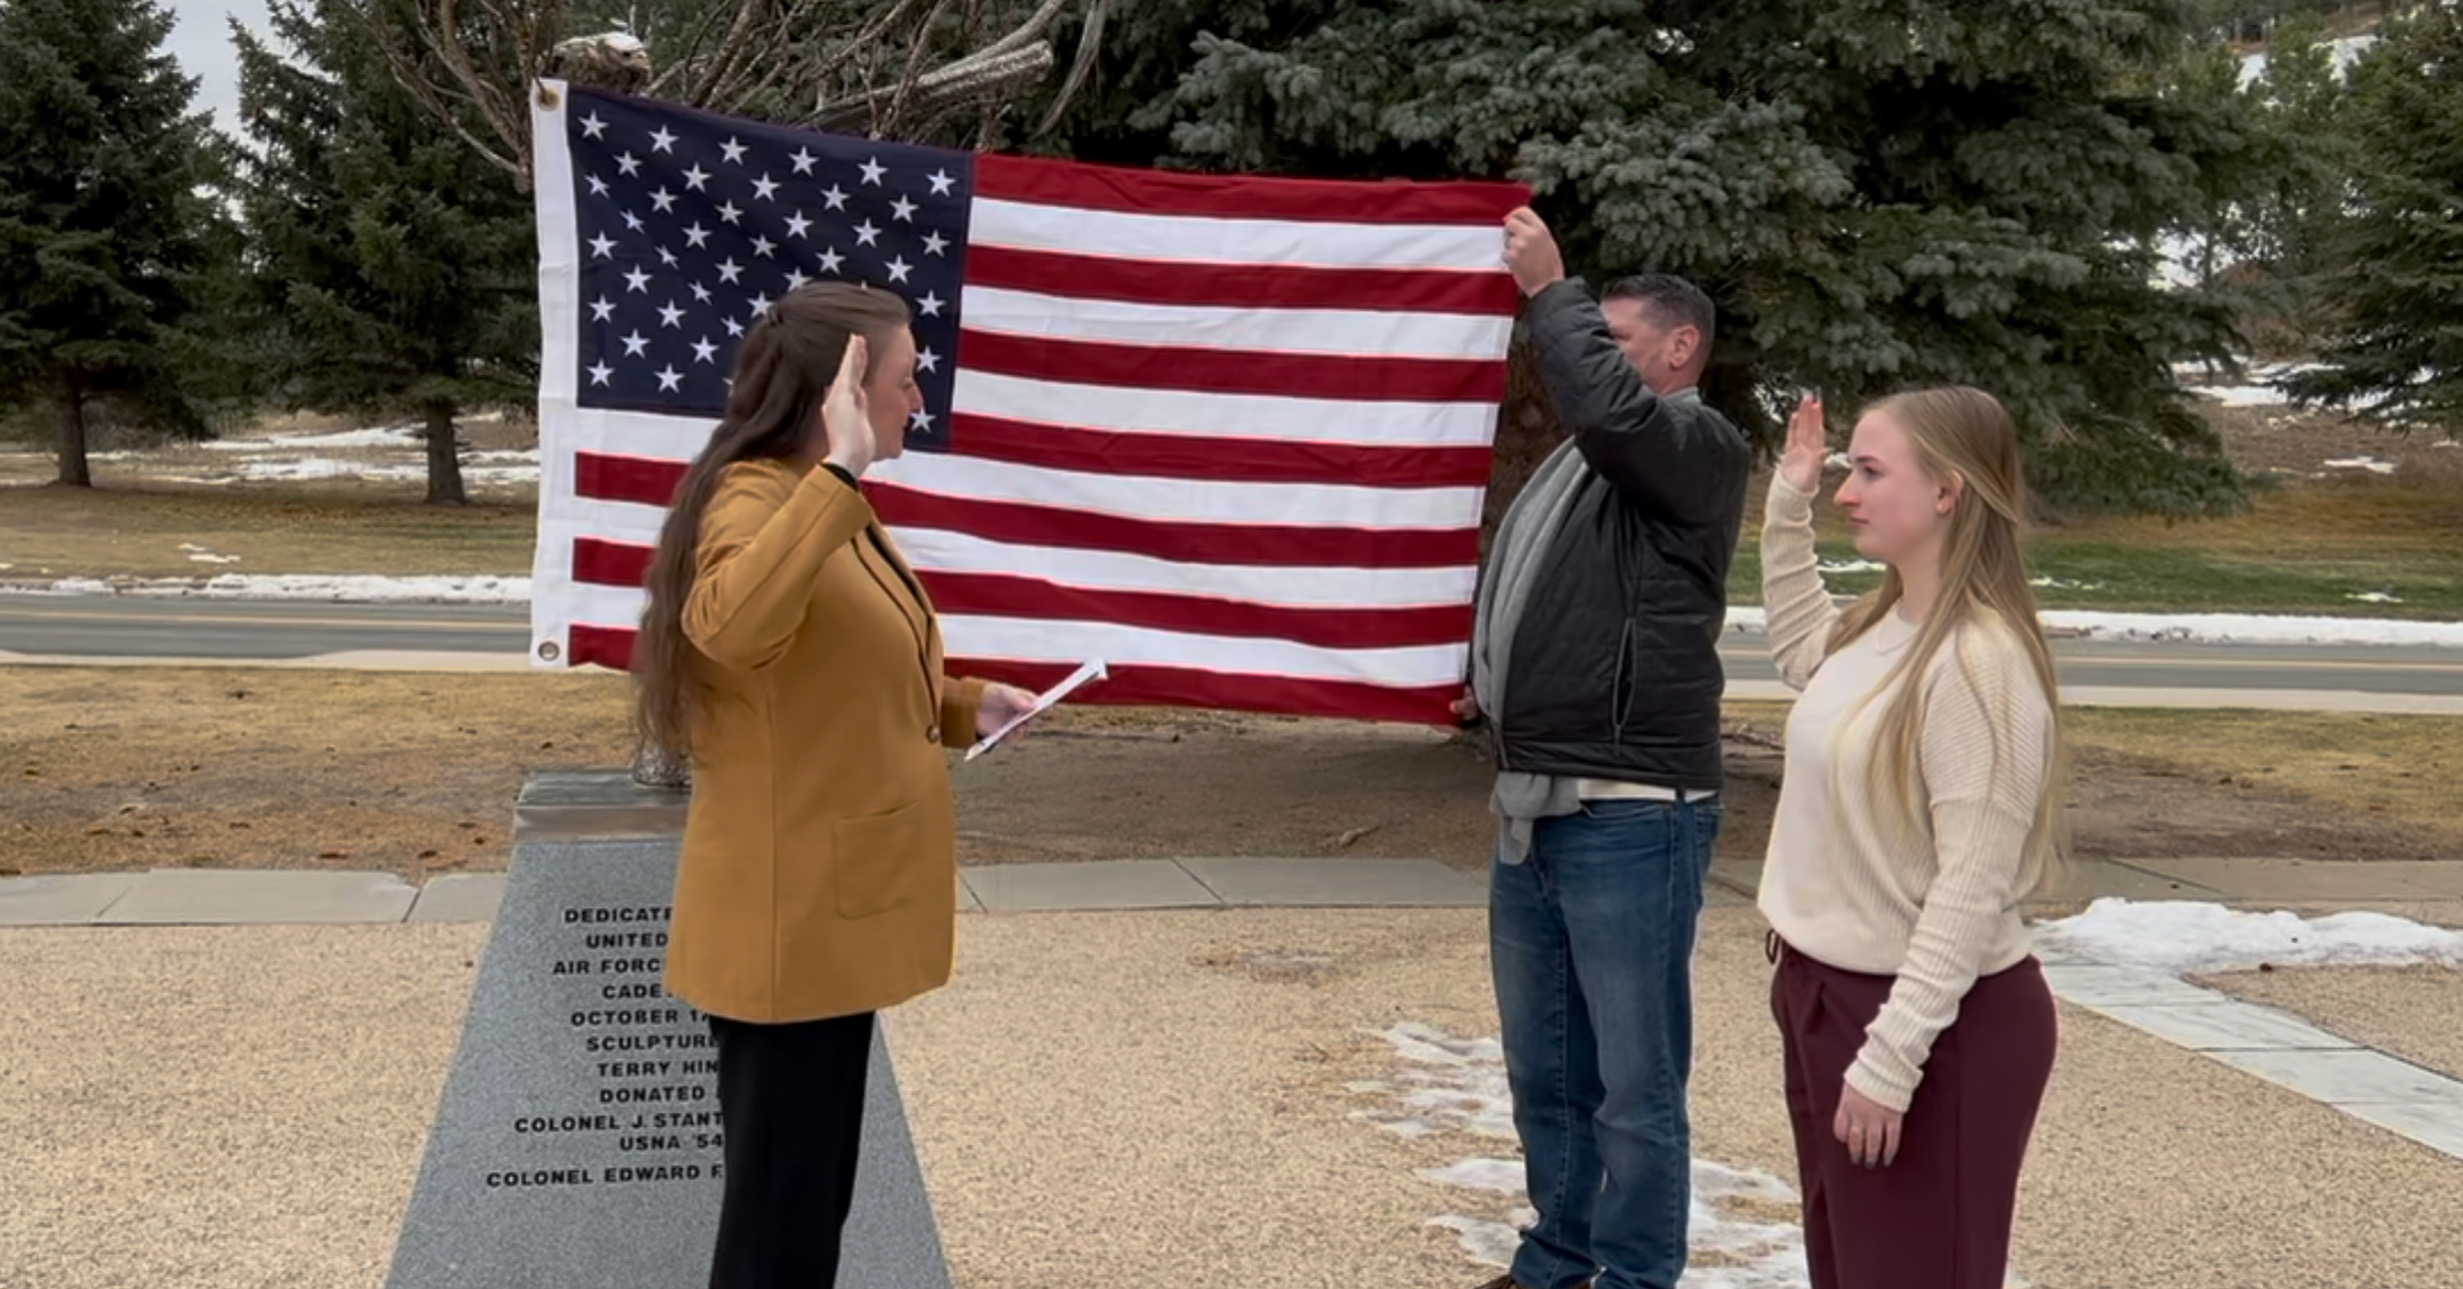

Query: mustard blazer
left=660, top=458, right=984, bottom=1023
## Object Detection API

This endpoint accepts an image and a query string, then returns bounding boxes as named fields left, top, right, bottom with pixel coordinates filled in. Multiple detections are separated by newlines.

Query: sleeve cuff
left=1767, top=474, right=1816, bottom=516
left=939, top=676, right=987, bottom=749
left=1844, top=1046, right=1918, bottom=1114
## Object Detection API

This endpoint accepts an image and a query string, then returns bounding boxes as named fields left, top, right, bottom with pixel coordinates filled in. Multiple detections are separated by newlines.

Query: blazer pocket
left=832, top=797, right=936, bottom=920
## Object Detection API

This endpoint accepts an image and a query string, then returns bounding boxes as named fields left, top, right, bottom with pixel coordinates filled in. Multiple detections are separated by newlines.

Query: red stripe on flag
left=974, top=153, right=1527, bottom=226
left=577, top=452, right=690, bottom=509
left=865, top=481, right=1477, bottom=570
left=946, top=414, right=1493, bottom=488
left=964, top=244, right=1520, bottom=315
left=569, top=623, right=637, bottom=671
left=957, top=331, right=1506, bottom=403
left=558, top=627, right=1457, bottom=723
left=948, top=656, right=1460, bottom=726
left=572, top=536, right=656, bottom=588
left=918, top=571, right=1471, bottom=651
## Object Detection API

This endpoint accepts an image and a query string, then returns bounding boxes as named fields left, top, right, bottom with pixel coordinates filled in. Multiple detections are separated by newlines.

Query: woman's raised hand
left=1780, top=393, right=1826, bottom=496
left=821, top=335, right=876, bottom=477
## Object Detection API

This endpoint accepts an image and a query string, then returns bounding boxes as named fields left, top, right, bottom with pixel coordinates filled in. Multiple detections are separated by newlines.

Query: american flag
left=527, top=81, right=1528, bottom=724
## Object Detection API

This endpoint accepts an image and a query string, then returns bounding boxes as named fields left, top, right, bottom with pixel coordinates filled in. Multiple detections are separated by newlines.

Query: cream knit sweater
left=1758, top=476, right=2054, bottom=1112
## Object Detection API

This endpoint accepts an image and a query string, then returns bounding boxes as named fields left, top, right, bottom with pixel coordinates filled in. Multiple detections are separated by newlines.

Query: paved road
left=5, top=594, right=2461, bottom=709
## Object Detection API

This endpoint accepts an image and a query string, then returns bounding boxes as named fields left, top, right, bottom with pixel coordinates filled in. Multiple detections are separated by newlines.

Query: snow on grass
left=15, top=574, right=529, bottom=603
left=228, top=458, right=538, bottom=484
left=1723, top=607, right=2463, bottom=646
left=2321, top=456, right=2399, bottom=475
left=202, top=425, right=420, bottom=451
left=2196, top=384, right=2291, bottom=408
left=1362, top=1023, right=1813, bottom=1287
left=1817, top=558, right=1885, bottom=574
left=2038, top=899, right=2463, bottom=975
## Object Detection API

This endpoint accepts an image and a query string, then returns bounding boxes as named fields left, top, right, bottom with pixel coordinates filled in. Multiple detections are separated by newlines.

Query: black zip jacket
left=1488, top=277, right=1751, bottom=790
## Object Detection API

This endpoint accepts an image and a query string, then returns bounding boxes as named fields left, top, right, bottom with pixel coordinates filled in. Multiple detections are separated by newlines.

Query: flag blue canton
left=565, top=87, right=974, bottom=451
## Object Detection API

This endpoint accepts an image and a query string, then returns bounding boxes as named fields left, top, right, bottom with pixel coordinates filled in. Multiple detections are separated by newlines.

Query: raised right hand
left=1780, top=393, right=1826, bottom=495
left=821, top=334, right=876, bottom=477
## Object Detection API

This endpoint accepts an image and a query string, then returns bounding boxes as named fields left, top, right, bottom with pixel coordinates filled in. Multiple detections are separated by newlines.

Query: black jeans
left=706, top=1009, right=876, bottom=1289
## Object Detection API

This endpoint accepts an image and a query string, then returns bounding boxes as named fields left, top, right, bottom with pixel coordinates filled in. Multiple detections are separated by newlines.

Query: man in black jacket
left=1462, top=208, right=1749, bottom=1289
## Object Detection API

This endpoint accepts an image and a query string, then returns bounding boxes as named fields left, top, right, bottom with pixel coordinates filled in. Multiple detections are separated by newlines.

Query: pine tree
left=2285, top=5, right=2463, bottom=437
left=1020, top=0, right=2284, bottom=515
left=233, top=0, right=537, bottom=505
left=0, top=0, right=229, bottom=486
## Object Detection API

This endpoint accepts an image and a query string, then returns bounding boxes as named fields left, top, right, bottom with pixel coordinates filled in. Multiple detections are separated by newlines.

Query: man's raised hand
left=1502, top=207, right=1567, bottom=299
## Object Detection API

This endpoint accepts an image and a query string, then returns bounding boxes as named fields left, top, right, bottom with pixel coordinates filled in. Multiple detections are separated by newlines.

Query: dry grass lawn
left=4, top=668, right=2457, bottom=880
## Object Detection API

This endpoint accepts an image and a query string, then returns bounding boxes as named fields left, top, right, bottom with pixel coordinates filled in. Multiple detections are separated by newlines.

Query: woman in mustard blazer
left=629, top=281, right=1034, bottom=1288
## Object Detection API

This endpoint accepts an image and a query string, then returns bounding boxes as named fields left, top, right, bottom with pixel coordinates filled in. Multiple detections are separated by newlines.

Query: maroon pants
left=1769, top=939, right=2058, bottom=1289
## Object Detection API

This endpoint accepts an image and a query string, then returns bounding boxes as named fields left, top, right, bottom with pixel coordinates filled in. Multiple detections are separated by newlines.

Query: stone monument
left=384, top=773, right=951, bottom=1288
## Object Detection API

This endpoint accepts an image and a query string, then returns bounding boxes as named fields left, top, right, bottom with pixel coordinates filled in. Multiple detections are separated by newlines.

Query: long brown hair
left=630, top=281, right=912, bottom=758
left=1827, top=386, right=2070, bottom=890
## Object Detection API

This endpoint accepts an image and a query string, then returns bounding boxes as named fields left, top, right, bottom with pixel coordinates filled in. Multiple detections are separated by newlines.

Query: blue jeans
left=1490, top=797, right=1722, bottom=1289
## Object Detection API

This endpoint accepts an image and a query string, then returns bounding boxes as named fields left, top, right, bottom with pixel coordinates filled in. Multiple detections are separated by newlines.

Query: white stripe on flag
left=970, top=198, right=1507, bottom=273
left=894, top=528, right=1476, bottom=608
left=959, top=286, right=1513, bottom=361
left=543, top=580, right=649, bottom=633
left=936, top=615, right=1464, bottom=688
left=874, top=453, right=1483, bottom=530
left=950, top=371, right=1501, bottom=447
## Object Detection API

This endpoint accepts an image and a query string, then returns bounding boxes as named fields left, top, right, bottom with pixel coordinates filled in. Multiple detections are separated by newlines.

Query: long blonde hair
left=1827, top=387, right=2069, bottom=889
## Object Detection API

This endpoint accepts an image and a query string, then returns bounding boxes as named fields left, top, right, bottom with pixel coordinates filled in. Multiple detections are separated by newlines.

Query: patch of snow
left=1726, top=607, right=2463, bottom=647
left=11, top=574, right=530, bottom=603
left=2321, top=456, right=2398, bottom=475
left=2195, top=384, right=2290, bottom=408
left=2038, top=898, right=2463, bottom=975
left=1817, top=558, right=1885, bottom=575
left=2347, top=591, right=2405, bottom=605
left=1418, top=1159, right=1524, bottom=1193
left=178, top=543, right=241, bottom=565
left=2029, top=577, right=2106, bottom=591
left=226, top=458, right=538, bottom=484
left=1366, top=1022, right=1813, bottom=1287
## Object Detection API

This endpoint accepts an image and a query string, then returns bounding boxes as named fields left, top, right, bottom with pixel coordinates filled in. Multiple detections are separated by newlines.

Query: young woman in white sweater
left=1758, top=386, right=2065, bottom=1289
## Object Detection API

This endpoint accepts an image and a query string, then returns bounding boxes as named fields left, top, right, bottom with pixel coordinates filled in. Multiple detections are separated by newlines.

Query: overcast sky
left=166, top=0, right=276, bottom=131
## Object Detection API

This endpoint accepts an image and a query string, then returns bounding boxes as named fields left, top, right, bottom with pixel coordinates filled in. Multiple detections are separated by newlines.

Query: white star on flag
left=649, top=126, right=676, bottom=153
left=620, top=330, right=649, bottom=356
left=579, top=112, right=606, bottom=139
left=859, top=157, right=886, bottom=185
left=721, top=137, right=748, bottom=164
left=656, top=365, right=684, bottom=391
left=789, top=148, right=818, bottom=175
left=752, top=175, right=780, bottom=201
left=622, top=266, right=652, bottom=292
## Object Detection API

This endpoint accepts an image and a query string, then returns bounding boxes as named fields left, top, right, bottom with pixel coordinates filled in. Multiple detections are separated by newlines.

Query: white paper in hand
left=963, top=658, right=1106, bottom=761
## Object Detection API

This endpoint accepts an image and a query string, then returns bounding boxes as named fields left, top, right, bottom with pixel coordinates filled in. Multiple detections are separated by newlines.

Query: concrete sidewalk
left=8, top=853, right=2462, bottom=928
left=6, top=905, right=2460, bottom=1289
